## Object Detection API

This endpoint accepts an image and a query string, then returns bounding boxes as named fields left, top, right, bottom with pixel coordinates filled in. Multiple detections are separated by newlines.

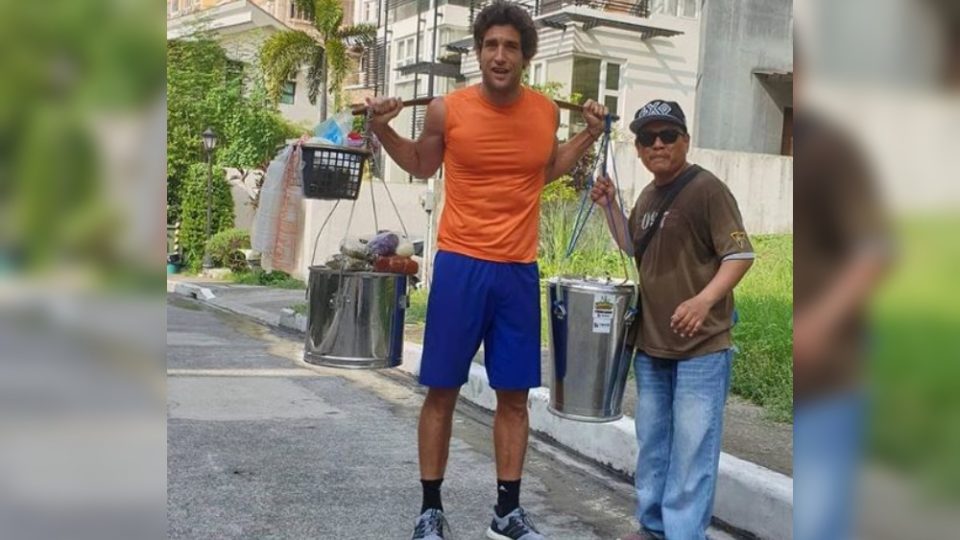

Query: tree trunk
left=320, top=49, right=328, bottom=121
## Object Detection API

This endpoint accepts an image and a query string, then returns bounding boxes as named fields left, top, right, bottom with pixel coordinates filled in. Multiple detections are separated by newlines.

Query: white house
left=167, top=0, right=323, bottom=127
left=371, top=0, right=701, bottom=184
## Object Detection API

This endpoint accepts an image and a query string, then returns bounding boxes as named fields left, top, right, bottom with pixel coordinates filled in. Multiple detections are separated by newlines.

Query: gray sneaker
left=486, top=506, right=545, bottom=539
left=411, top=508, right=450, bottom=540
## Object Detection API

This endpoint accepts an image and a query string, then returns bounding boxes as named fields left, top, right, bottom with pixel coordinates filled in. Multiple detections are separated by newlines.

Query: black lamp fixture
left=202, top=127, right=218, bottom=153
left=201, top=127, right=218, bottom=271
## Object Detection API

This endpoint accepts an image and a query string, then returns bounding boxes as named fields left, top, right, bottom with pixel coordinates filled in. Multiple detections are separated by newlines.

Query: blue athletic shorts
left=419, top=250, right=541, bottom=390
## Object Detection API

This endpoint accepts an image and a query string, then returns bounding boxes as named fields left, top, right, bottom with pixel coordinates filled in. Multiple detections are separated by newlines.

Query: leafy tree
left=167, top=37, right=298, bottom=224
left=179, top=162, right=234, bottom=271
left=259, top=0, right=376, bottom=118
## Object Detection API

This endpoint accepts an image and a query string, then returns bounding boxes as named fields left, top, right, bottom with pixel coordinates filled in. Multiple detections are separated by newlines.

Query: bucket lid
left=546, top=275, right=635, bottom=293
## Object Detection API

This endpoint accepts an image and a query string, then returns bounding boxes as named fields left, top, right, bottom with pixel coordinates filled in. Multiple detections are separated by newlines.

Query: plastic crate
left=301, top=143, right=370, bottom=200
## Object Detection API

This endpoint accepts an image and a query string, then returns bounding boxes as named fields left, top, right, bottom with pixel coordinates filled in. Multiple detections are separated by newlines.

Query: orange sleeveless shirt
left=439, top=85, right=557, bottom=263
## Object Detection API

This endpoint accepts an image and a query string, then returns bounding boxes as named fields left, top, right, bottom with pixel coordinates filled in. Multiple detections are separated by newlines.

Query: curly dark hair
left=472, top=1, right=538, bottom=61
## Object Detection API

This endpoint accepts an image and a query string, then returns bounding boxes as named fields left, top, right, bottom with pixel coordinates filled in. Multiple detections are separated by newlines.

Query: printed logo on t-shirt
left=640, top=210, right=670, bottom=231
left=730, top=231, right=748, bottom=249
left=640, top=211, right=657, bottom=231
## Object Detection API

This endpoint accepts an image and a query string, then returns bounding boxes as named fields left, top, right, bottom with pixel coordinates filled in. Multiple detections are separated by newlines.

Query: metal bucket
left=546, top=277, right=636, bottom=422
left=304, top=266, right=408, bottom=369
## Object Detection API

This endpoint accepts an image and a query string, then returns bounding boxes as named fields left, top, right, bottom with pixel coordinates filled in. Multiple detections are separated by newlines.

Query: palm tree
left=260, top=0, right=376, bottom=119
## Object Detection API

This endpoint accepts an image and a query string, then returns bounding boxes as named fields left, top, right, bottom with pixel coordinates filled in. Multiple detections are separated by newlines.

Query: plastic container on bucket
left=546, top=277, right=636, bottom=422
left=304, top=266, right=408, bottom=369
left=301, top=143, right=370, bottom=200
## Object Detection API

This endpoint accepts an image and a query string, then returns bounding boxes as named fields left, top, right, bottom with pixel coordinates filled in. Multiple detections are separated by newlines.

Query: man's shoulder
left=443, top=85, right=474, bottom=105
left=524, top=87, right=554, bottom=105
left=687, top=166, right=732, bottom=197
left=637, top=166, right=721, bottom=197
left=689, top=165, right=721, bottom=186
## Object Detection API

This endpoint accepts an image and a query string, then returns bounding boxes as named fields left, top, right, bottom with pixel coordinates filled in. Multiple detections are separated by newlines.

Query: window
left=570, top=57, right=622, bottom=130
left=290, top=2, right=311, bottom=21
left=362, top=0, right=377, bottom=23
left=605, top=63, right=620, bottom=91
left=572, top=57, right=602, bottom=102
left=531, top=62, right=545, bottom=86
left=389, top=0, right=426, bottom=22
left=571, top=57, right=601, bottom=132
left=280, top=81, right=296, bottom=105
left=602, top=61, right=621, bottom=117
left=651, top=0, right=699, bottom=18
left=437, top=28, right=469, bottom=58
left=781, top=107, right=793, bottom=156
left=680, top=0, right=698, bottom=18
left=395, top=36, right=416, bottom=67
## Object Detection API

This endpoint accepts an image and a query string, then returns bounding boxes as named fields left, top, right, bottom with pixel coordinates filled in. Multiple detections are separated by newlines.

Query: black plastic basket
left=301, top=143, right=370, bottom=200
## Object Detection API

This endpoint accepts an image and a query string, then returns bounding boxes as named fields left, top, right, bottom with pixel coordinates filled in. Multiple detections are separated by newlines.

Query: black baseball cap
left=629, top=100, right=687, bottom=134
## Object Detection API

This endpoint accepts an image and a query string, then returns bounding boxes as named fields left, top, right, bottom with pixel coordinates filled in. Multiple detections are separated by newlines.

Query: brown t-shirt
left=627, top=167, right=754, bottom=359
left=793, top=115, right=891, bottom=399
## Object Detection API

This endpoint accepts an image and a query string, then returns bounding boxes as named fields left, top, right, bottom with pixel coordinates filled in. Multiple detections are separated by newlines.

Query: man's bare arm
left=368, top=97, right=445, bottom=178
left=670, top=259, right=753, bottom=337
left=546, top=129, right=601, bottom=183
left=544, top=101, right=605, bottom=183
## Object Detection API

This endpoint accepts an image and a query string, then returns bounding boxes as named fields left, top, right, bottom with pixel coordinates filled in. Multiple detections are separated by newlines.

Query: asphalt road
left=167, top=297, right=737, bottom=540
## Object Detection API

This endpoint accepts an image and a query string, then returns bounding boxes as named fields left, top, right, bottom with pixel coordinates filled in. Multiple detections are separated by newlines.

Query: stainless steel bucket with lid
left=304, top=266, right=408, bottom=369
left=546, top=276, right=636, bottom=422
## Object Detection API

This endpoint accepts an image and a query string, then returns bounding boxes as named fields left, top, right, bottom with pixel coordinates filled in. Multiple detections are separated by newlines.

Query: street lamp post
left=201, top=127, right=218, bottom=271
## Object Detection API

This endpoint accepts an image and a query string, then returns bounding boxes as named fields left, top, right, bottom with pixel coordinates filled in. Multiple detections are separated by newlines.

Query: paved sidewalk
left=167, top=276, right=793, bottom=539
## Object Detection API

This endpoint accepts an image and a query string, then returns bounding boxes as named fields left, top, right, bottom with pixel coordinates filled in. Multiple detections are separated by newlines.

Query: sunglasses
left=636, top=129, right=685, bottom=147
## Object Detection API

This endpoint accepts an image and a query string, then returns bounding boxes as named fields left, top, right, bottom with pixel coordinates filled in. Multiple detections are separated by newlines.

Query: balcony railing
left=466, top=0, right=650, bottom=23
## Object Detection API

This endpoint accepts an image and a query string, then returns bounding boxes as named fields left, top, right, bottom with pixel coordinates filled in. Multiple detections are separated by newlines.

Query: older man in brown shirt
left=591, top=100, right=754, bottom=540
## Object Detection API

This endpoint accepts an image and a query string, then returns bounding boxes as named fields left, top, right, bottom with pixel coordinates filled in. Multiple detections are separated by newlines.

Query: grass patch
left=232, top=269, right=305, bottom=289
left=868, top=217, right=960, bottom=495
left=404, top=287, right=429, bottom=344
left=730, top=235, right=793, bottom=422
left=291, top=302, right=307, bottom=316
left=407, top=287, right=428, bottom=324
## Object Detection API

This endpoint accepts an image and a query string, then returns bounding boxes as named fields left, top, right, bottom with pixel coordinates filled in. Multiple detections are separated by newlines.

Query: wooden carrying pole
left=351, top=97, right=620, bottom=121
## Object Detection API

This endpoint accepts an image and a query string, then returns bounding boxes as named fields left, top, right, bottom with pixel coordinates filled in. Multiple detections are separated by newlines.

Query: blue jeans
left=793, top=391, right=864, bottom=540
left=633, top=349, right=733, bottom=540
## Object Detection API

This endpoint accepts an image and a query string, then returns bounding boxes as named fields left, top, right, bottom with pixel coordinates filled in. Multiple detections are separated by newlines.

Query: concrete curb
left=171, top=282, right=216, bottom=301
left=169, top=282, right=793, bottom=539
left=279, top=308, right=308, bottom=333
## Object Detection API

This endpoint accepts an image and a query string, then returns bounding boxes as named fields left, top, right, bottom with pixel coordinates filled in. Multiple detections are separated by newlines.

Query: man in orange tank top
left=365, top=2, right=605, bottom=539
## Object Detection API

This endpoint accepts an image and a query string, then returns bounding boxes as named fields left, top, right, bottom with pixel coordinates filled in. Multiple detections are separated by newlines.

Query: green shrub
left=232, top=269, right=305, bottom=289
left=205, top=228, right=250, bottom=272
left=407, top=287, right=428, bottom=325
left=179, top=162, right=235, bottom=270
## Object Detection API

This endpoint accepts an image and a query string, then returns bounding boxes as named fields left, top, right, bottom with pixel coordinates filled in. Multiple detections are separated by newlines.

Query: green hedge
left=179, top=162, right=234, bottom=270
left=205, top=228, right=250, bottom=272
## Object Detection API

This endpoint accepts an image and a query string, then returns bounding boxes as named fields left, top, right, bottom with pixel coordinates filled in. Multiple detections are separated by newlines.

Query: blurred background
left=0, top=0, right=166, bottom=539
left=795, top=0, right=960, bottom=538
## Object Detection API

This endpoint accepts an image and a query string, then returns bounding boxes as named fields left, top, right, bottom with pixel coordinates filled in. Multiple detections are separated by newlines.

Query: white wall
left=610, top=143, right=793, bottom=235
left=295, top=181, right=431, bottom=280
